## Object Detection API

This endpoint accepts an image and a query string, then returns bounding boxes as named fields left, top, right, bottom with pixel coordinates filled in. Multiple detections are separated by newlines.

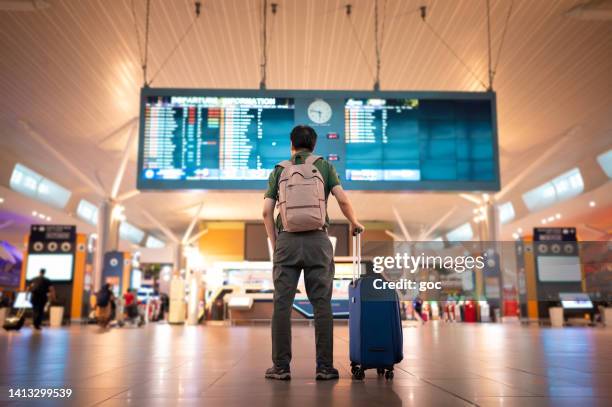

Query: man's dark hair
left=39, top=268, right=46, bottom=276
left=290, top=125, right=317, bottom=152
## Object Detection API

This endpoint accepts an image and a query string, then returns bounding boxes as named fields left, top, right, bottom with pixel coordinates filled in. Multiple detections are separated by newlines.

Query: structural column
left=483, top=197, right=504, bottom=318
left=93, top=199, right=120, bottom=292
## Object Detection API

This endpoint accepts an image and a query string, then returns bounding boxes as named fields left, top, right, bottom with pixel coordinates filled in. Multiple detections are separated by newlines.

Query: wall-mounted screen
left=537, top=256, right=581, bottom=282
left=26, top=254, right=74, bottom=281
left=138, top=88, right=499, bottom=191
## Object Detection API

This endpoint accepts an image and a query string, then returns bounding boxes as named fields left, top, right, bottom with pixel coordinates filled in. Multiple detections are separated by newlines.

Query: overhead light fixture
left=32, top=211, right=37, bottom=216
left=555, top=213, right=561, bottom=219
left=589, top=201, right=596, bottom=207
left=46, top=216, right=51, bottom=221
left=0, top=197, right=4, bottom=203
left=517, top=227, right=523, bottom=234
left=547, top=216, right=555, bottom=222
left=541, top=219, right=547, bottom=225
left=512, top=233, right=519, bottom=240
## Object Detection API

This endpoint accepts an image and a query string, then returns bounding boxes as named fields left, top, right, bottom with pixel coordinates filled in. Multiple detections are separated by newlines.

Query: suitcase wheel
left=376, top=368, right=385, bottom=376
left=352, top=366, right=365, bottom=380
left=384, top=370, right=394, bottom=380
left=354, top=369, right=365, bottom=380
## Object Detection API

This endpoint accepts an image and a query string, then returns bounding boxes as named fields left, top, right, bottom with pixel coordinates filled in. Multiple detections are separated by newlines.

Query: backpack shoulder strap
left=304, top=154, right=322, bottom=165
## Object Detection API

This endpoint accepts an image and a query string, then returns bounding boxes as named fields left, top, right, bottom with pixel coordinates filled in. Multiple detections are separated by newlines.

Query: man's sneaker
left=315, top=366, right=339, bottom=380
left=265, top=365, right=291, bottom=380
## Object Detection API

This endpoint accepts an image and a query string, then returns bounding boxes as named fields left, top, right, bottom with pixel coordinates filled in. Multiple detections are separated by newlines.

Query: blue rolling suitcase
left=349, top=231, right=403, bottom=380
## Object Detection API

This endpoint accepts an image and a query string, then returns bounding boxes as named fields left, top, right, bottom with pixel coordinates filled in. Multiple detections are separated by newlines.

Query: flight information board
left=137, top=88, right=499, bottom=191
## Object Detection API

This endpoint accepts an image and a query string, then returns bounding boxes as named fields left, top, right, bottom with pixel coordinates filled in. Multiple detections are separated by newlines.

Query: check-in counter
left=226, top=293, right=307, bottom=323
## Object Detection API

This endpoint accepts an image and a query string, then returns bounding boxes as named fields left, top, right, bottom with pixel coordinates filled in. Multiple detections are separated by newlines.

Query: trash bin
left=49, top=306, right=64, bottom=327
left=549, top=307, right=564, bottom=327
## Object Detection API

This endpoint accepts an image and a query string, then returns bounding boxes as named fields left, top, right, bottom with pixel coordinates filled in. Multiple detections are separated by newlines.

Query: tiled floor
left=1, top=322, right=611, bottom=406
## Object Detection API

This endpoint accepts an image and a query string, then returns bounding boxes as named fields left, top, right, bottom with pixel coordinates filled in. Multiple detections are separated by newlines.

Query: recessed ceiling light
left=512, top=233, right=519, bottom=240
left=541, top=219, right=547, bottom=224
left=46, top=216, right=51, bottom=221
left=517, top=228, right=523, bottom=234
left=589, top=201, right=596, bottom=207
left=32, top=211, right=37, bottom=216
left=38, top=213, right=46, bottom=219
left=0, top=197, right=4, bottom=203
left=547, top=216, right=555, bottom=222
left=555, top=213, right=561, bottom=219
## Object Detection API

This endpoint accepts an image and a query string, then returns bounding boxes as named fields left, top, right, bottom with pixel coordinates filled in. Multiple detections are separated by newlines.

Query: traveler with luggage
left=120, top=289, right=143, bottom=327
left=262, top=125, right=364, bottom=381
left=27, top=268, right=55, bottom=330
left=95, top=283, right=115, bottom=329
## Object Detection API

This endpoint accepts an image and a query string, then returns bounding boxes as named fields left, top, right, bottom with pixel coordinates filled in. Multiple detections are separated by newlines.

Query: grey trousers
left=272, top=230, right=334, bottom=368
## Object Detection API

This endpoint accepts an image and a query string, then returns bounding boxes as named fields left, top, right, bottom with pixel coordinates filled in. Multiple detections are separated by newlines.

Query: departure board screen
left=344, top=98, right=495, bottom=183
left=140, top=96, right=293, bottom=182
left=137, top=88, right=499, bottom=191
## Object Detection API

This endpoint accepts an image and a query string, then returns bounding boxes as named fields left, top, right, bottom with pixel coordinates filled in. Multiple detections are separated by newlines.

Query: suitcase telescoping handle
left=352, top=227, right=363, bottom=284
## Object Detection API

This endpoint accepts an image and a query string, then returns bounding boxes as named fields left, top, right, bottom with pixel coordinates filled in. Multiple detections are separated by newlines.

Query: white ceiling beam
left=182, top=202, right=205, bottom=244
left=142, top=210, right=179, bottom=244
left=116, top=189, right=140, bottom=202
left=384, top=230, right=403, bottom=241
left=96, top=117, right=138, bottom=146
left=458, top=194, right=481, bottom=205
left=20, top=120, right=106, bottom=196
left=495, top=127, right=577, bottom=201
left=110, top=123, right=137, bottom=199
left=392, top=206, right=412, bottom=241
left=186, top=228, right=209, bottom=245
left=420, top=206, right=457, bottom=240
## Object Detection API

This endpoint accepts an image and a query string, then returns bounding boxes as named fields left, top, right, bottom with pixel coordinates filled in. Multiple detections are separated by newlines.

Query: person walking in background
left=123, top=288, right=142, bottom=326
left=27, top=268, right=55, bottom=330
left=95, top=283, right=115, bottom=329
left=262, top=125, right=364, bottom=381
left=413, top=295, right=426, bottom=325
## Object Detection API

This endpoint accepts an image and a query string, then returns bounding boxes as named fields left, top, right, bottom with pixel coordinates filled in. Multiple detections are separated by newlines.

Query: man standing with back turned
left=262, top=125, right=364, bottom=380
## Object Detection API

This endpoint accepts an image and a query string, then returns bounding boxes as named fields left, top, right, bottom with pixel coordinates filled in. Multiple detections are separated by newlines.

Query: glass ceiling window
left=522, top=168, right=584, bottom=212
left=10, top=163, right=71, bottom=209
left=498, top=201, right=516, bottom=224
left=597, top=149, right=612, bottom=179
left=120, top=222, right=145, bottom=245
left=145, top=235, right=166, bottom=249
left=76, top=199, right=99, bottom=226
left=446, top=222, right=473, bottom=241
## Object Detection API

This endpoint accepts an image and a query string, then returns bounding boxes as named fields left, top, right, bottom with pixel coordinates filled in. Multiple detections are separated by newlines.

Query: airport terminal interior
left=0, top=0, right=611, bottom=406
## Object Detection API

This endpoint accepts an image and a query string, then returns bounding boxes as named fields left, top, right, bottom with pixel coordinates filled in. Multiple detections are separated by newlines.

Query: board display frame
left=137, top=87, right=500, bottom=191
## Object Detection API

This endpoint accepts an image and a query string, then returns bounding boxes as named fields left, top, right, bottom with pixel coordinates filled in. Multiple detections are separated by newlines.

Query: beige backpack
left=277, top=155, right=326, bottom=232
